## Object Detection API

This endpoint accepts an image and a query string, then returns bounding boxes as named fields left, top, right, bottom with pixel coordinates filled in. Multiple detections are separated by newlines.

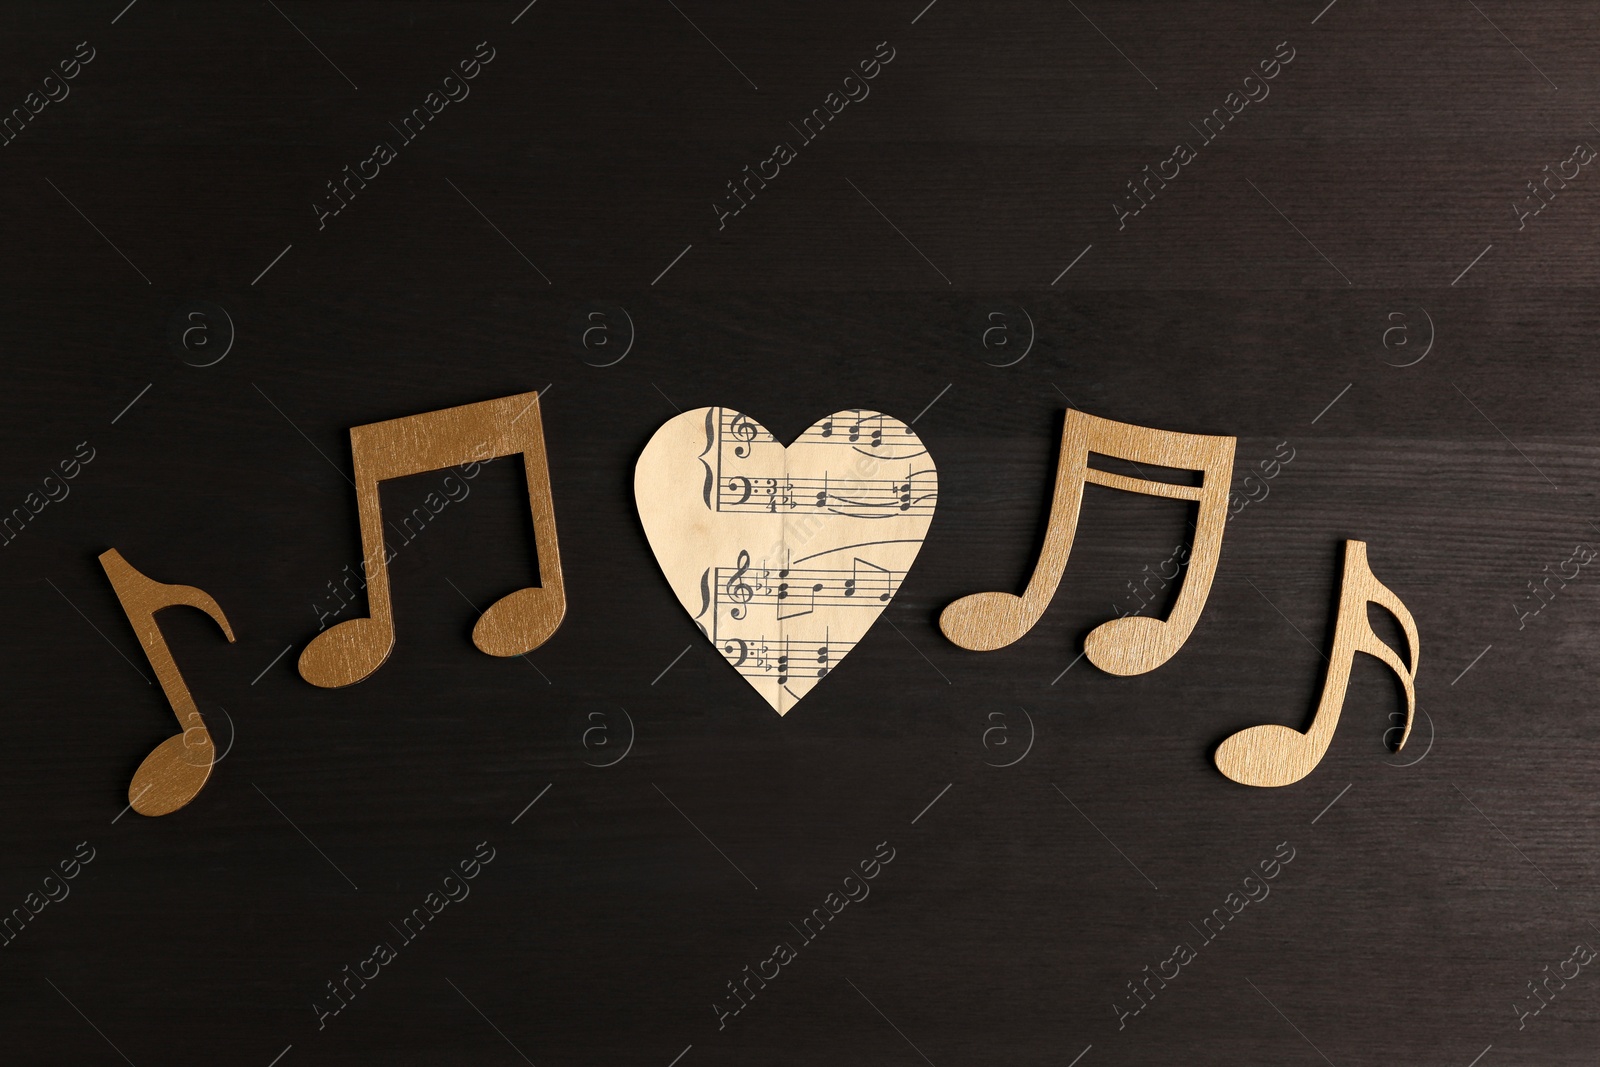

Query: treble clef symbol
left=729, top=413, right=758, bottom=458
left=726, top=550, right=754, bottom=620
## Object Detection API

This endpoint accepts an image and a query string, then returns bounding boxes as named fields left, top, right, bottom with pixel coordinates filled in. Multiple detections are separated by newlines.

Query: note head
left=1085, top=615, right=1190, bottom=676
left=939, top=591, right=1030, bottom=651
left=299, top=617, right=393, bottom=688
left=473, top=586, right=565, bottom=658
left=130, top=729, right=214, bottom=816
left=1213, top=723, right=1314, bottom=788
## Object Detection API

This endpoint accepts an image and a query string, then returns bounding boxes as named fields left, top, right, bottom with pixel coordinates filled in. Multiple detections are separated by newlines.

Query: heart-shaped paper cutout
left=636, top=407, right=939, bottom=714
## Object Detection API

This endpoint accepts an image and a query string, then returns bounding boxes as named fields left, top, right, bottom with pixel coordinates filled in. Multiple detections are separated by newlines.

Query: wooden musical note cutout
left=99, top=549, right=236, bottom=817
left=1214, top=540, right=1420, bottom=787
left=298, top=390, right=565, bottom=688
left=940, top=409, right=1235, bottom=674
left=636, top=407, right=937, bottom=714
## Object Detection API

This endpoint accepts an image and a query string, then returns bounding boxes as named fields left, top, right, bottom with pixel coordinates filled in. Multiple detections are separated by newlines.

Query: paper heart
left=635, top=407, right=939, bottom=714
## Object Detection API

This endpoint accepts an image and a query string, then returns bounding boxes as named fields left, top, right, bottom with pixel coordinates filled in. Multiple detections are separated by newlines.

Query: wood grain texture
left=99, top=548, right=234, bottom=816
left=1214, top=539, right=1421, bottom=787
left=940, top=408, right=1234, bottom=674
left=298, top=390, right=564, bottom=687
left=0, top=1, right=1598, bottom=1064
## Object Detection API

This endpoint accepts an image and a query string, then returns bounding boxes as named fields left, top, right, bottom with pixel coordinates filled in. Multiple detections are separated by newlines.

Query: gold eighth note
left=100, top=548, right=235, bottom=817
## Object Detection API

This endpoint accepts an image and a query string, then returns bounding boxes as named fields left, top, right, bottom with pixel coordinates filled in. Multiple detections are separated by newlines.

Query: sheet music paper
left=637, top=407, right=938, bottom=714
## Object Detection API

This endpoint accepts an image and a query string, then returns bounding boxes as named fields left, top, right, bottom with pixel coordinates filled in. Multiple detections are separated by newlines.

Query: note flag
left=100, top=549, right=236, bottom=817
left=298, top=390, right=566, bottom=688
left=1214, top=540, right=1420, bottom=787
left=940, top=409, right=1235, bottom=675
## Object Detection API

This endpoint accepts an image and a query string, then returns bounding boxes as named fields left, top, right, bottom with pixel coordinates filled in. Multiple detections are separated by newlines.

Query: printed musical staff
left=715, top=472, right=936, bottom=516
left=640, top=406, right=939, bottom=714
left=712, top=409, right=929, bottom=457
left=717, top=635, right=855, bottom=685
left=705, top=559, right=905, bottom=619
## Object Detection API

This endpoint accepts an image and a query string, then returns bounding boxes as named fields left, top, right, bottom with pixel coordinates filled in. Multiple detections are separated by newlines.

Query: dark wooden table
left=1, top=2, right=1595, bottom=1063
